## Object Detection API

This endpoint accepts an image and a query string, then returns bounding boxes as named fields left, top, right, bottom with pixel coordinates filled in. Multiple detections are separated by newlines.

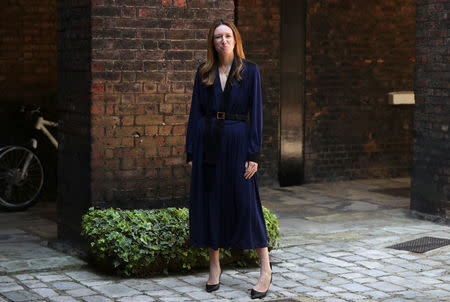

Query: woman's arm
left=247, top=64, right=263, bottom=163
left=186, top=68, right=203, bottom=164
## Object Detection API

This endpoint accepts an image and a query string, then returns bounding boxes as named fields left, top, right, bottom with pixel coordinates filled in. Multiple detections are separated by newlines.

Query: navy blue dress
left=186, top=60, right=268, bottom=250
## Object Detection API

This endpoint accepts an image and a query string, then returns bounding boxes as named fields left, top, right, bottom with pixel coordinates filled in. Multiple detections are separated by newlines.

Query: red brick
left=92, top=116, right=120, bottom=127
left=114, top=148, right=144, bottom=158
left=135, top=114, right=164, bottom=125
left=92, top=137, right=122, bottom=149
left=165, top=136, right=185, bottom=146
left=121, top=7, right=136, bottom=17
left=138, top=8, right=157, bottom=18
left=172, top=125, right=186, bottom=135
left=105, top=104, right=114, bottom=115
left=158, top=125, right=171, bottom=135
left=115, top=126, right=144, bottom=137
left=91, top=83, right=105, bottom=93
left=159, top=103, right=173, bottom=113
left=144, top=168, right=158, bottom=178
left=145, top=126, right=158, bottom=135
left=164, top=156, right=184, bottom=165
left=159, top=168, right=172, bottom=178
left=105, top=95, right=120, bottom=103
left=143, top=82, right=157, bottom=93
left=116, top=104, right=146, bottom=115
left=121, top=115, right=134, bottom=126
left=91, top=61, right=104, bottom=71
left=91, top=149, right=104, bottom=159
left=139, top=136, right=165, bottom=147
left=164, top=115, right=188, bottom=125
left=105, top=149, right=114, bottom=159
left=172, top=145, right=185, bottom=155
left=159, top=146, right=171, bottom=156
left=143, top=146, right=158, bottom=157
left=114, top=169, right=143, bottom=179
left=171, top=83, right=185, bottom=93
left=137, top=94, right=164, bottom=103
left=121, top=158, right=136, bottom=170
left=173, top=103, right=186, bottom=114
left=161, top=0, right=171, bottom=7
left=158, top=82, right=170, bottom=93
left=165, top=93, right=190, bottom=103
left=91, top=126, right=105, bottom=137
left=173, top=0, right=187, bottom=8
left=91, top=102, right=105, bottom=114
left=121, top=138, right=135, bottom=147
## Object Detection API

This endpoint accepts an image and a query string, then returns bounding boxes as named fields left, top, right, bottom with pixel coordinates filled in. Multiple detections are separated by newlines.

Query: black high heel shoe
left=205, top=270, right=222, bottom=292
left=250, top=263, right=272, bottom=299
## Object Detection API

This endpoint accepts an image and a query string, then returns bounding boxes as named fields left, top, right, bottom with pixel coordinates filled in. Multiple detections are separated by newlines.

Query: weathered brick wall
left=0, top=0, right=58, bottom=201
left=0, top=0, right=57, bottom=111
left=90, top=0, right=234, bottom=208
left=236, top=0, right=281, bottom=186
left=411, top=0, right=449, bottom=217
left=304, top=0, right=415, bottom=181
left=57, top=0, right=92, bottom=242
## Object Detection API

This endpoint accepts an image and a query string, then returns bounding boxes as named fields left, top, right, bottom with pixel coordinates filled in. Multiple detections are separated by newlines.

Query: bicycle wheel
left=0, top=146, right=44, bottom=210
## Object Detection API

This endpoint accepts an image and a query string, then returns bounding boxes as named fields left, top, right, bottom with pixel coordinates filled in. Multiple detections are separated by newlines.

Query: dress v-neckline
left=216, top=69, right=229, bottom=94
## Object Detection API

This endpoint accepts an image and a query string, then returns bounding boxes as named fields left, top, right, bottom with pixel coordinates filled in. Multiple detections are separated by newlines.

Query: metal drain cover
left=388, top=236, right=450, bottom=253
left=268, top=299, right=303, bottom=302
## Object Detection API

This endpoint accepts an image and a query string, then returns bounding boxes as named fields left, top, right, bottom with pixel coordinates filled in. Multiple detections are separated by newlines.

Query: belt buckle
left=216, top=112, right=225, bottom=120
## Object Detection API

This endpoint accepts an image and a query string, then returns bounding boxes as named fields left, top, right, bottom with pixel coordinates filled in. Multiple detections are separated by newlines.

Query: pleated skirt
left=189, top=117, right=268, bottom=250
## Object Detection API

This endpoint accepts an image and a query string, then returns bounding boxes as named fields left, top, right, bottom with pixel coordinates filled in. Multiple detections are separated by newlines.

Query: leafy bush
left=81, top=206, right=280, bottom=276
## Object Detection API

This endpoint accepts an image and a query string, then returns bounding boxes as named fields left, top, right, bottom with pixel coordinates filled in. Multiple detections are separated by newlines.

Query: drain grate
left=388, top=236, right=450, bottom=253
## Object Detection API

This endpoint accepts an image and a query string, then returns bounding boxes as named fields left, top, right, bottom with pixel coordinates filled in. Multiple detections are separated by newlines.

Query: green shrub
left=81, top=206, right=280, bottom=277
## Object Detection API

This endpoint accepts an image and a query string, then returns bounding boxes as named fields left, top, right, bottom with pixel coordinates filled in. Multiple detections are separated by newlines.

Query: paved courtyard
left=0, top=178, right=449, bottom=301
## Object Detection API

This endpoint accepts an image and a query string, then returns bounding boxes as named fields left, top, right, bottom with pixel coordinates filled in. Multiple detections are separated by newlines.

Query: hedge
left=81, top=206, right=280, bottom=277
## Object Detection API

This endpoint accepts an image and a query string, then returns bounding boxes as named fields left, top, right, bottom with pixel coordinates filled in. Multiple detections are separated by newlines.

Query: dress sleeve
left=186, top=69, right=202, bottom=163
left=247, top=65, right=263, bottom=163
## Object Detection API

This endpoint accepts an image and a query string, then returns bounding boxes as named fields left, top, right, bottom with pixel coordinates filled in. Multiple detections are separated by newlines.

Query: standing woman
left=186, top=20, right=272, bottom=299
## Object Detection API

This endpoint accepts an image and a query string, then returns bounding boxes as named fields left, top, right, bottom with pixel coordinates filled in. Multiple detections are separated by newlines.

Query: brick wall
left=236, top=0, right=281, bottom=186
left=304, top=0, right=415, bottom=181
left=0, top=0, right=57, bottom=111
left=90, top=0, right=234, bottom=208
left=411, top=0, right=449, bottom=217
left=0, top=0, right=58, bottom=201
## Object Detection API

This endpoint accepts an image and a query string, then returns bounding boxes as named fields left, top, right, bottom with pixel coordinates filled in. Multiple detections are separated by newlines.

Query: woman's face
left=213, top=25, right=235, bottom=56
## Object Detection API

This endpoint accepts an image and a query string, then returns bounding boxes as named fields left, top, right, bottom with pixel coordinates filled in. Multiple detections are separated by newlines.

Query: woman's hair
left=200, top=19, right=245, bottom=86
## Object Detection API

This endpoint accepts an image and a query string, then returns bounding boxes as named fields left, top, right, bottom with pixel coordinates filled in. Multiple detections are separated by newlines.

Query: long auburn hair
left=200, top=20, right=245, bottom=86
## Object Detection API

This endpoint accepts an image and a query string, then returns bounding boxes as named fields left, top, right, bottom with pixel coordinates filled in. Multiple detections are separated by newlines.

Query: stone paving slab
left=1, top=178, right=450, bottom=301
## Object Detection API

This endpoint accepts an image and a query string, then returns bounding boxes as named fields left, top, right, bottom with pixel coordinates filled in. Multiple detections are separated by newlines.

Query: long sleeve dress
left=186, top=59, right=268, bottom=250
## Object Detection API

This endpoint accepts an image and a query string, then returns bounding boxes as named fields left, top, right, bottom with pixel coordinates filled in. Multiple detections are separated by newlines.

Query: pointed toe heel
left=205, top=270, right=222, bottom=292
left=250, top=288, right=267, bottom=299
left=250, top=263, right=273, bottom=299
left=205, top=282, right=220, bottom=292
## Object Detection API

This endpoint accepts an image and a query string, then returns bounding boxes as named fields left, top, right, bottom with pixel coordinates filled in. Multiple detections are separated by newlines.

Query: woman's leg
left=253, top=247, right=272, bottom=291
left=207, top=248, right=221, bottom=285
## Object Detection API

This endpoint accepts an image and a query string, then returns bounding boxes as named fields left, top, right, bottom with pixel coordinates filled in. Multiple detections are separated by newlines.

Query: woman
left=185, top=20, right=272, bottom=299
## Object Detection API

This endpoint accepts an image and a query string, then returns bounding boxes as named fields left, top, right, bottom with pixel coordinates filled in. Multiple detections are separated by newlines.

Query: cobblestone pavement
left=1, top=178, right=449, bottom=301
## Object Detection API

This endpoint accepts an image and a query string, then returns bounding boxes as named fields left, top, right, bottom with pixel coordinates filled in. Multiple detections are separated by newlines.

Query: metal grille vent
left=388, top=236, right=450, bottom=253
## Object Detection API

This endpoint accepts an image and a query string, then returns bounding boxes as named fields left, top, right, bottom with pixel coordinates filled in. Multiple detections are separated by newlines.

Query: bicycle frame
left=20, top=151, right=35, bottom=180
left=34, top=116, right=58, bottom=149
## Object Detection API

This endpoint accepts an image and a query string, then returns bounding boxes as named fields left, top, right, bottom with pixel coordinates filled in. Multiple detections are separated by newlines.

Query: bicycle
left=0, top=106, right=58, bottom=211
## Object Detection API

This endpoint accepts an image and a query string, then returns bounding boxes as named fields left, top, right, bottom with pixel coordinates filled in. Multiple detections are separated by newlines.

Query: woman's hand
left=244, top=161, right=258, bottom=179
left=188, top=161, right=192, bottom=168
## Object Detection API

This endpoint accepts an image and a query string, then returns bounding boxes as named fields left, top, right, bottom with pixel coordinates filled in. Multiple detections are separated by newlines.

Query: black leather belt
left=206, top=111, right=248, bottom=122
